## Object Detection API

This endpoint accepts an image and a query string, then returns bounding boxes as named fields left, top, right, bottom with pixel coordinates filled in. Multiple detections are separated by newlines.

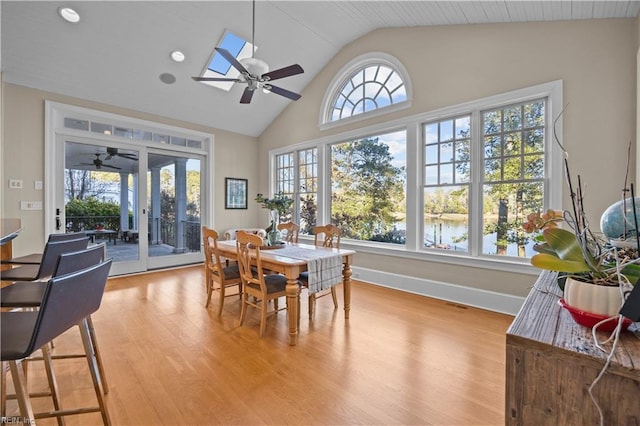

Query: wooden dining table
left=216, top=240, right=356, bottom=345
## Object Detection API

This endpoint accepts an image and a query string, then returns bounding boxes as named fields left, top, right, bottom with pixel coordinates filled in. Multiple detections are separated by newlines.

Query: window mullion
left=317, top=144, right=329, bottom=225
left=469, top=110, right=483, bottom=257
left=405, top=123, right=420, bottom=250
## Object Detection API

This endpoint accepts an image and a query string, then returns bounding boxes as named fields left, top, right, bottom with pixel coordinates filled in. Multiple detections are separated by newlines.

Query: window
left=320, top=53, right=412, bottom=129
left=329, top=65, right=406, bottom=122
left=331, top=131, right=406, bottom=244
left=423, top=99, right=548, bottom=258
left=297, top=148, right=317, bottom=234
left=271, top=81, right=561, bottom=266
left=275, top=149, right=317, bottom=234
left=481, top=100, right=545, bottom=257
left=423, top=115, right=471, bottom=251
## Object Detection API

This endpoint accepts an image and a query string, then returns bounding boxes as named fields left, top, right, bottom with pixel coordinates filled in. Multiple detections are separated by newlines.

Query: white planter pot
left=563, top=277, right=624, bottom=317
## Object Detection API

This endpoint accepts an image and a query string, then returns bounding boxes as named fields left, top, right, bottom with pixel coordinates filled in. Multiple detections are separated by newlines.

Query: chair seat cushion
left=0, top=281, right=46, bottom=307
left=1, top=311, right=39, bottom=360
left=0, top=264, right=40, bottom=281
left=221, top=264, right=240, bottom=280
left=1, top=252, right=42, bottom=265
left=246, top=274, right=287, bottom=294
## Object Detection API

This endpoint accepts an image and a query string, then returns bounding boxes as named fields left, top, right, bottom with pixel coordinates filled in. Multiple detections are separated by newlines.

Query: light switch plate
left=35, top=180, right=43, bottom=190
left=9, top=179, right=23, bottom=189
left=20, top=201, right=43, bottom=210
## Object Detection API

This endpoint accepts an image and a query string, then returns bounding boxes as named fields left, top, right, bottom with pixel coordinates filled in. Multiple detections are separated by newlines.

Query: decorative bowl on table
left=263, top=241, right=286, bottom=250
left=558, top=298, right=633, bottom=332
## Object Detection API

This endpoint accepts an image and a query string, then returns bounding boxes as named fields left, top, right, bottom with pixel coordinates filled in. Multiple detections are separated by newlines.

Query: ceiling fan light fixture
left=58, top=7, right=80, bottom=23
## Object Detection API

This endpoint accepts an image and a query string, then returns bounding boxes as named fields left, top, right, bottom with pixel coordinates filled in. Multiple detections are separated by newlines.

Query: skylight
left=199, top=30, right=255, bottom=92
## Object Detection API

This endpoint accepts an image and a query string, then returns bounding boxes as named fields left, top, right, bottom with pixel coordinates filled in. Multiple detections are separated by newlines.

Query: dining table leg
left=285, top=277, right=300, bottom=346
left=343, top=262, right=352, bottom=319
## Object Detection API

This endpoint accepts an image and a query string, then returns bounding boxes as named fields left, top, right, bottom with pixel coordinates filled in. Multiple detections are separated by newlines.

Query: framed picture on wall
left=225, top=178, right=248, bottom=209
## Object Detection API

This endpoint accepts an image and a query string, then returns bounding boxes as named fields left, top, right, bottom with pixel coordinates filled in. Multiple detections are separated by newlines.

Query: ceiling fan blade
left=119, top=153, right=139, bottom=161
left=215, top=47, right=249, bottom=75
left=192, top=76, right=242, bottom=82
left=102, top=164, right=122, bottom=170
left=262, top=64, right=304, bottom=81
left=240, top=87, right=255, bottom=104
left=266, top=84, right=302, bottom=101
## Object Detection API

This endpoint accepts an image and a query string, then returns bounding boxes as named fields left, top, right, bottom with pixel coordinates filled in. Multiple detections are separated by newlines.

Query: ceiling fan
left=80, top=153, right=122, bottom=170
left=192, top=0, right=304, bottom=104
left=105, top=147, right=138, bottom=161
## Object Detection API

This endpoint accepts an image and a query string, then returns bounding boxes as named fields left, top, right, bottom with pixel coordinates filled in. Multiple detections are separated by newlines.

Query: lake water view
left=423, top=217, right=537, bottom=257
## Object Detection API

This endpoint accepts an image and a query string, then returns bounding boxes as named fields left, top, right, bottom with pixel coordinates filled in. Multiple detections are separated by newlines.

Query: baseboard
left=352, top=266, right=525, bottom=316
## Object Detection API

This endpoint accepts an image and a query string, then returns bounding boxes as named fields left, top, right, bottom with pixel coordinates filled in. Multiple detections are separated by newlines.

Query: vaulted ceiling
left=2, top=1, right=639, bottom=137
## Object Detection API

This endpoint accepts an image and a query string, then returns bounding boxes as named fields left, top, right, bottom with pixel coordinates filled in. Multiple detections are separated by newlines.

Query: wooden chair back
left=202, top=226, right=224, bottom=277
left=236, top=230, right=288, bottom=337
left=202, top=226, right=243, bottom=313
left=235, top=231, right=267, bottom=296
left=277, top=222, right=299, bottom=243
left=313, top=224, right=341, bottom=249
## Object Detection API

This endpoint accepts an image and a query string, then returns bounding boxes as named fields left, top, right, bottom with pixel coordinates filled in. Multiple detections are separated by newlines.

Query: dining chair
left=1, top=231, right=88, bottom=265
left=1, top=259, right=113, bottom=425
left=1, top=244, right=111, bottom=394
left=299, top=224, right=342, bottom=317
left=277, top=221, right=299, bottom=243
left=0, top=236, right=90, bottom=282
left=202, top=226, right=243, bottom=315
left=236, top=231, right=289, bottom=337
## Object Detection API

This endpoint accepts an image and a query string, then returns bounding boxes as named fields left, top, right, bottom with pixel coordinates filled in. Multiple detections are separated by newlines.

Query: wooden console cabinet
left=506, top=270, right=640, bottom=425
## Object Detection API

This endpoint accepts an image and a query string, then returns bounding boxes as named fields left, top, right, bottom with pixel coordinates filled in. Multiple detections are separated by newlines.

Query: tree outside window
left=331, top=130, right=406, bottom=244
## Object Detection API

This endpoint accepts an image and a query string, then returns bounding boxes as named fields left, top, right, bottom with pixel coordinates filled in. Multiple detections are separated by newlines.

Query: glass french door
left=57, top=136, right=204, bottom=275
left=59, top=136, right=146, bottom=275
left=146, top=149, right=203, bottom=270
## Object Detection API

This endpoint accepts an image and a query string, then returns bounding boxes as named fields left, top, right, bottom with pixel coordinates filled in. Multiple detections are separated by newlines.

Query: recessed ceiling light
left=58, top=7, right=80, bottom=23
left=170, top=51, right=185, bottom=63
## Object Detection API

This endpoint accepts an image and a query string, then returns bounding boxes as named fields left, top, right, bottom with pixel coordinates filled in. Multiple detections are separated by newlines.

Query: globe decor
left=600, top=196, right=640, bottom=244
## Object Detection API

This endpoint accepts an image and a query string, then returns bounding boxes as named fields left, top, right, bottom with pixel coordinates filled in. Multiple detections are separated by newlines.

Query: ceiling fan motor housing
left=240, top=57, right=269, bottom=80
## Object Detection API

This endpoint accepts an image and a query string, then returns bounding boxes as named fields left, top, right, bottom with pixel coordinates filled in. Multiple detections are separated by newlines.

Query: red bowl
left=558, top=299, right=633, bottom=332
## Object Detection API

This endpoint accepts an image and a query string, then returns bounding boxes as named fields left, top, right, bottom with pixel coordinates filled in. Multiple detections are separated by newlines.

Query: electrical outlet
left=9, top=179, right=23, bottom=189
left=35, top=180, right=43, bottom=190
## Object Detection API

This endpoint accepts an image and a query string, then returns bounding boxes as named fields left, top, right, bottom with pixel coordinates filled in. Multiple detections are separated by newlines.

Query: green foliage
left=255, top=192, right=294, bottom=217
left=331, top=137, right=405, bottom=242
left=531, top=227, right=640, bottom=285
left=65, top=197, right=124, bottom=230
left=299, top=194, right=317, bottom=234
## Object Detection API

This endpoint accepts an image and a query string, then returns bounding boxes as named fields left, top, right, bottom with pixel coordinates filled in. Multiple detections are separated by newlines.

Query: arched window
left=320, top=52, right=411, bottom=129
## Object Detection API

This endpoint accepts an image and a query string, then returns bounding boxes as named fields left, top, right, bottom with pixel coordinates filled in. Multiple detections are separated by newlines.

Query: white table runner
left=275, top=246, right=343, bottom=293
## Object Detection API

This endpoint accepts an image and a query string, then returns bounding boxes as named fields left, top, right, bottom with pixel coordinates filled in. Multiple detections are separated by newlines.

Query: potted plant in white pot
left=523, top=207, right=640, bottom=329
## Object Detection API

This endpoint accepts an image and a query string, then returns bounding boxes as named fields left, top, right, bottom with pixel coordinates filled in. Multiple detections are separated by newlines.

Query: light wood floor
left=4, top=265, right=514, bottom=425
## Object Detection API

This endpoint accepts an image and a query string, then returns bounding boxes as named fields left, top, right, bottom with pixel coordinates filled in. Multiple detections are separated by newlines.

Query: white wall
left=259, top=19, right=637, bottom=302
left=1, top=84, right=260, bottom=257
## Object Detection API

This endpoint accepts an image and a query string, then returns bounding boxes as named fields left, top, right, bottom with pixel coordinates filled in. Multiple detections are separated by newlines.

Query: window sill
left=298, top=235, right=540, bottom=276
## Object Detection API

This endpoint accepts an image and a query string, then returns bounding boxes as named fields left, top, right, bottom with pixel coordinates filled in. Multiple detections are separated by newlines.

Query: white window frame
left=271, top=81, right=562, bottom=274
left=319, top=52, right=413, bottom=131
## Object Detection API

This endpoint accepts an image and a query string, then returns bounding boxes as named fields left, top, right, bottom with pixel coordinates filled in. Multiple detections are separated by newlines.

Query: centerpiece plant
left=255, top=192, right=294, bottom=244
